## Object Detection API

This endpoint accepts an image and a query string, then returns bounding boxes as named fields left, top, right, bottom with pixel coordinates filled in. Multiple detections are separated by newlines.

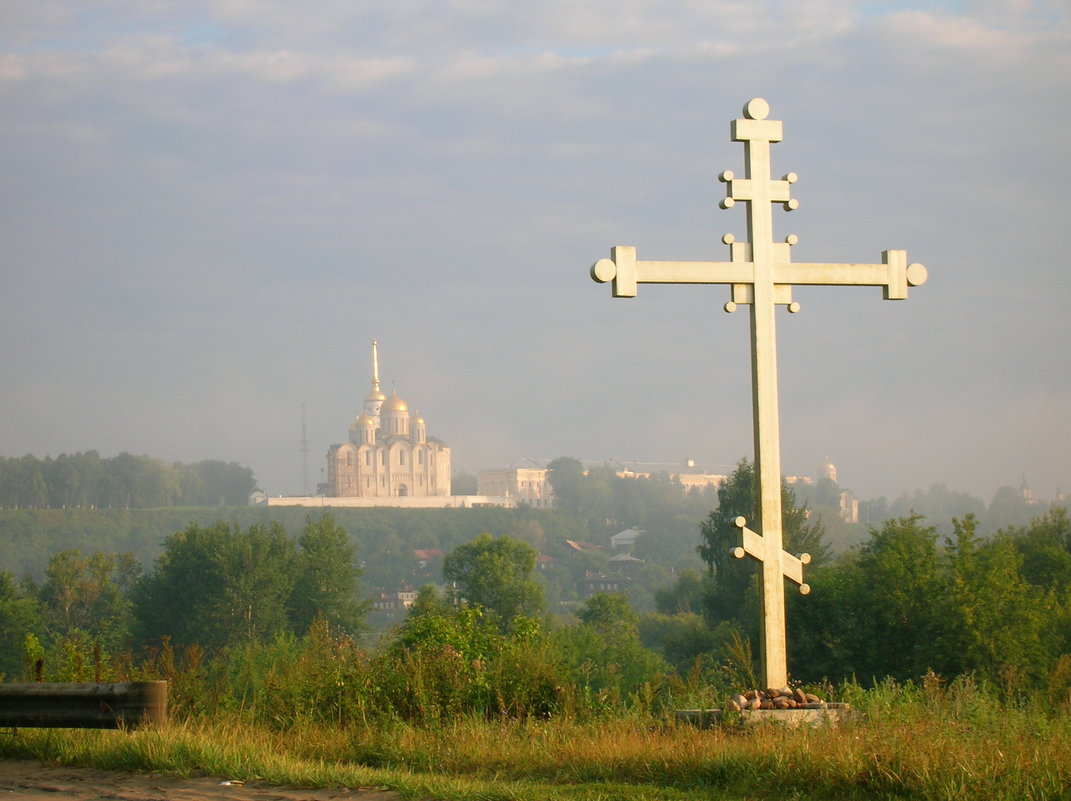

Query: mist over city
left=2, top=1, right=1068, bottom=505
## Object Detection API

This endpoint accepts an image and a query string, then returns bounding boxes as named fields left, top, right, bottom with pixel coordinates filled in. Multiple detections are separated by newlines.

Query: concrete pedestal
left=675, top=703, right=853, bottom=729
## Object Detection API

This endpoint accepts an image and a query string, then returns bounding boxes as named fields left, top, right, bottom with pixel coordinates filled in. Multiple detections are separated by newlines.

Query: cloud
left=0, top=0, right=1068, bottom=500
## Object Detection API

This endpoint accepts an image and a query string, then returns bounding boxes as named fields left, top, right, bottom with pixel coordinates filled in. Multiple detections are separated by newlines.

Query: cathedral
left=326, top=342, right=451, bottom=498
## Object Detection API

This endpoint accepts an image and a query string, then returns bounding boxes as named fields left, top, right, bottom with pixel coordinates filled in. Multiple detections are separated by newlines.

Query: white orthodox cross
left=590, top=98, right=927, bottom=689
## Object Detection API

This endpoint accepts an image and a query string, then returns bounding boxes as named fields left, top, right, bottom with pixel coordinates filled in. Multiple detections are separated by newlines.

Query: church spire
left=363, top=339, right=387, bottom=424
left=371, top=339, right=380, bottom=393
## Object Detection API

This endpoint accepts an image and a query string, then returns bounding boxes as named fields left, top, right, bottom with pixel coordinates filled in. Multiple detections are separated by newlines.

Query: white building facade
left=476, top=467, right=554, bottom=508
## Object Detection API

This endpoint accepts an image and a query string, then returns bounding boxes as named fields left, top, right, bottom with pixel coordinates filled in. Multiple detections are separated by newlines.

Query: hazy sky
left=2, top=1, right=1068, bottom=503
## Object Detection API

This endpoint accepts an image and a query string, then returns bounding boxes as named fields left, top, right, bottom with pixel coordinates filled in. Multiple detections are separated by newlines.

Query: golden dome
left=381, top=390, right=408, bottom=413
left=365, top=388, right=387, bottom=403
left=349, top=414, right=375, bottom=430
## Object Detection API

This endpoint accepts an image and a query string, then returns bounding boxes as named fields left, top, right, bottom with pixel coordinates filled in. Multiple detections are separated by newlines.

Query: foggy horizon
left=2, top=2, right=1068, bottom=507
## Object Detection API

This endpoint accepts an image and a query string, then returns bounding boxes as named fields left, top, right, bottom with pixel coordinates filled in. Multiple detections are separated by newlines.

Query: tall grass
left=6, top=626, right=1071, bottom=800
left=3, top=676, right=1070, bottom=800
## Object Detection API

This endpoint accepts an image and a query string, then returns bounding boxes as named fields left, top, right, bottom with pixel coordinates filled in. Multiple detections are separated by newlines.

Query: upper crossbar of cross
left=591, top=98, right=928, bottom=305
left=589, top=98, right=927, bottom=689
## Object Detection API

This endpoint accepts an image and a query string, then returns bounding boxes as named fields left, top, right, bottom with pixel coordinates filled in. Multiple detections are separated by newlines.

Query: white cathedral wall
left=326, top=440, right=447, bottom=498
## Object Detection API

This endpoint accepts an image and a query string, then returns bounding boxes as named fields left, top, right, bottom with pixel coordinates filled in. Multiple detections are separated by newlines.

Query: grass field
left=2, top=677, right=1069, bottom=801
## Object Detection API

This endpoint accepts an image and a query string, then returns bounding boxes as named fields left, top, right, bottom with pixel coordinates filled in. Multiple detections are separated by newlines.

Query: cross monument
left=590, top=98, right=927, bottom=689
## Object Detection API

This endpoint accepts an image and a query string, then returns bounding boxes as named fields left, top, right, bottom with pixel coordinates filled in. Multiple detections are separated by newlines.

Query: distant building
left=476, top=467, right=554, bottom=508
left=609, top=552, right=645, bottom=576
left=610, top=528, right=643, bottom=550
left=614, top=460, right=725, bottom=493
left=413, top=549, right=444, bottom=569
left=582, top=572, right=628, bottom=598
left=819, top=458, right=837, bottom=484
left=326, top=341, right=451, bottom=500
left=675, top=472, right=726, bottom=492
left=372, top=586, right=419, bottom=612
left=839, top=490, right=859, bottom=523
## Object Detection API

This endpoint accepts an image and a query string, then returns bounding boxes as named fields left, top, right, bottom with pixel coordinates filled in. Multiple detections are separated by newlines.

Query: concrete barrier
left=0, top=681, right=167, bottom=730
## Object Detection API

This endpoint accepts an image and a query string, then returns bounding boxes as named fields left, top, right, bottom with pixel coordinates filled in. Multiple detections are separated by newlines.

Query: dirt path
left=0, top=760, right=406, bottom=801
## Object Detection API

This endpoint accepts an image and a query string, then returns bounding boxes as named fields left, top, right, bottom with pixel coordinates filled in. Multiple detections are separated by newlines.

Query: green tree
left=133, top=521, right=298, bottom=650
left=386, top=597, right=556, bottom=723
left=177, top=460, right=257, bottom=506
left=1010, top=506, right=1071, bottom=593
left=638, top=611, right=719, bottom=672
left=288, top=514, right=366, bottom=635
left=0, top=571, right=44, bottom=677
left=552, top=592, right=667, bottom=699
left=814, top=476, right=841, bottom=508
left=100, top=453, right=179, bottom=508
left=443, top=533, right=545, bottom=632
left=547, top=457, right=585, bottom=512
left=583, top=464, right=617, bottom=525
left=0, top=456, right=47, bottom=508
left=697, top=459, right=827, bottom=630
left=39, top=549, right=139, bottom=650
left=793, top=510, right=1071, bottom=686
left=786, top=554, right=872, bottom=682
left=576, top=590, right=636, bottom=628
left=406, top=583, right=451, bottom=621
left=943, top=515, right=1054, bottom=684
left=986, top=486, right=1038, bottom=531
left=654, top=567, right=708, bottom=615
left=888, top=483, right=987, bottom=533
left=849, top=515, right=948, bottom=681
left=215, top=522, right=295, bottom=644
left=0, top=451, right=256, bottom=509
left=451, top=471, right=478, bottom=495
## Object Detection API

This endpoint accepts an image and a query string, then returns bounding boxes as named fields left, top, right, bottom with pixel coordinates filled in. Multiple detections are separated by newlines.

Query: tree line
left=0, top=514, right=667, bottom=722
left=651, top=459, right=1071, bottom=691
left=1, top=457, right=1068, bottom=713
left=547, top=454, right=1055, bottom=551
left=0, top=452, right=257, bottom=509
left=1, top=487, right=1069, bottom=719
left=0, top=515, right=363, bottom=677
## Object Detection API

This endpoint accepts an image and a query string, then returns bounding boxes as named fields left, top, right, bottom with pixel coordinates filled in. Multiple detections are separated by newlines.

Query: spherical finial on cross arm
left=743, top=98, right=770, bottom=120
left=590, top=258, right=617, bottom=283
left=906, top=263, right=928, bottom=287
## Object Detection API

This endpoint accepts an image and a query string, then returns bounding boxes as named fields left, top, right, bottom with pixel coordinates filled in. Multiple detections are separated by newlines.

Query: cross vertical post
left=735, top=99, right=792, bottom=689
left=589, top=98, right=927, bottom=689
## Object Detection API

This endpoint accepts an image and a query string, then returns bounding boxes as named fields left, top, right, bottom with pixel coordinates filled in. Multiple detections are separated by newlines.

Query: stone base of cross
left=589, top=98, right=926, bottom=689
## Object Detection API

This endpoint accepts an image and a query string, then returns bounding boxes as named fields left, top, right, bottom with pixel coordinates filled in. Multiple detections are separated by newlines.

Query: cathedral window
left=399, top=450, right=406, bottom=466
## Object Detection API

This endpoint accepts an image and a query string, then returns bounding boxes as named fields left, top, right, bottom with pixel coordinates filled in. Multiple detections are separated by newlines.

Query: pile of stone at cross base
left=727, top=687, right=829, bottom=711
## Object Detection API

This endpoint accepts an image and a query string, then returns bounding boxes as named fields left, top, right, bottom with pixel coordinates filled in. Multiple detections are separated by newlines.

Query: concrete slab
left=676, top=703, right=854, bottom=728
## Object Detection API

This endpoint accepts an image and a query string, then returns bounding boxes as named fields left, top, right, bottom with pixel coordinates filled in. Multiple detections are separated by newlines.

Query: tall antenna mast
left=301, top=402, right=309, bottom=496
